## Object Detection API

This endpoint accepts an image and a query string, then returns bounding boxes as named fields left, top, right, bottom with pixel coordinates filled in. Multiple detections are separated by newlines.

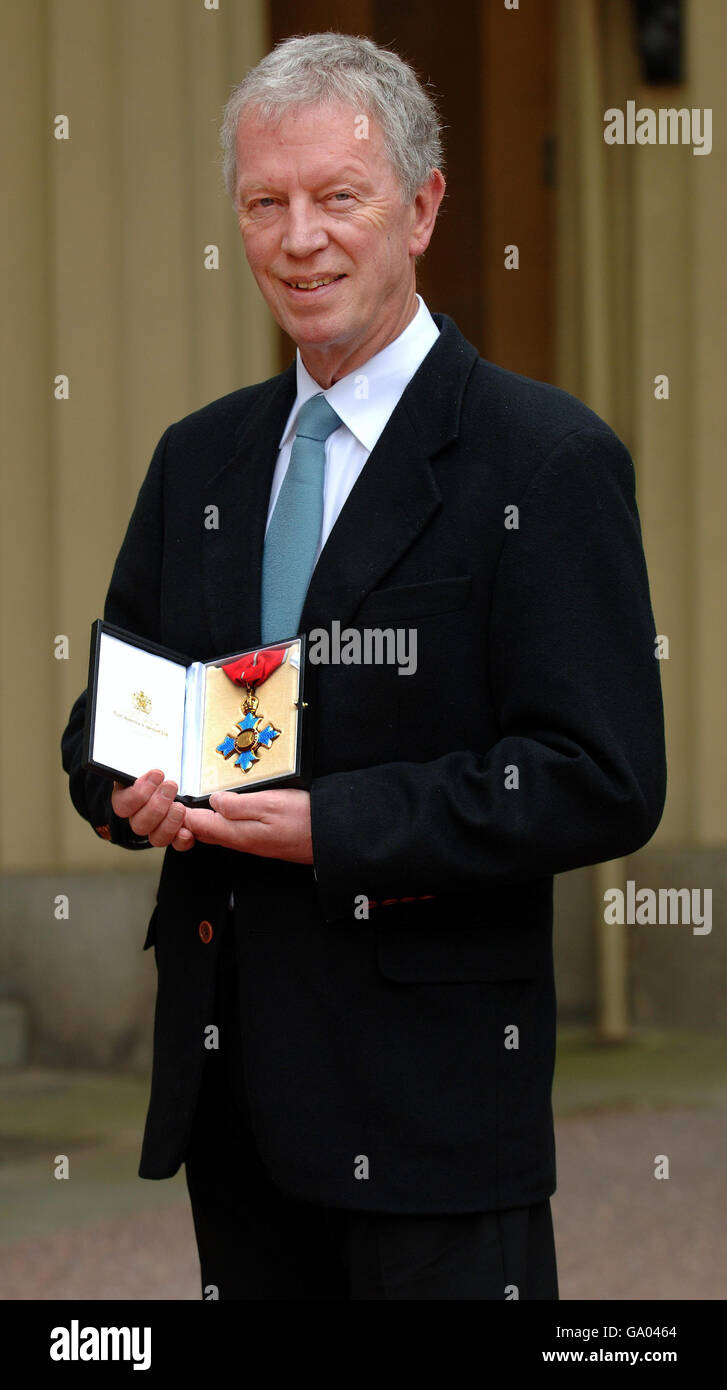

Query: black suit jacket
left=61, top=313, right=667, bottom=1212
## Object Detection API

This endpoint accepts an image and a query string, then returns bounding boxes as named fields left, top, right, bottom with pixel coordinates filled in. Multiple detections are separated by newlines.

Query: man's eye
left=251, top=197, right=276, bottom=210
left=330, top=192, right=353, bottom=202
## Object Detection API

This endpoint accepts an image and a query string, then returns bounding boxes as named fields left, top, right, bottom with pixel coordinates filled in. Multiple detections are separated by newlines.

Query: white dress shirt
left=266, top=295, right=440, bottom=557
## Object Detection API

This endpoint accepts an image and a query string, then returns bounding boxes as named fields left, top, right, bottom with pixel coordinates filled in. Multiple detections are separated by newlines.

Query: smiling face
left=235, top=100, right=444, bottom=387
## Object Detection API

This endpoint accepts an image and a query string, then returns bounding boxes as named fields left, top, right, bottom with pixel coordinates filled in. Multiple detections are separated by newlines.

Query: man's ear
left=409, top=169, right=446, bottom=259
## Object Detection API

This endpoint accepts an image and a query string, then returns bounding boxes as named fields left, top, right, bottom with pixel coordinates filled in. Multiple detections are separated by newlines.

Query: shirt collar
left=279, top=295, right=440, bottom=453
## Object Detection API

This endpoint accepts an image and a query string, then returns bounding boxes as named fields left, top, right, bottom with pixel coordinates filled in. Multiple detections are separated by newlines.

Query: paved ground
left=1, top=1028, right=725, bottom=1300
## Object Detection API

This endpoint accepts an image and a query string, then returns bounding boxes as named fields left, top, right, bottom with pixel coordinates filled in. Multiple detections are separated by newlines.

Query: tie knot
left=294, top=393, right=341, bottom=443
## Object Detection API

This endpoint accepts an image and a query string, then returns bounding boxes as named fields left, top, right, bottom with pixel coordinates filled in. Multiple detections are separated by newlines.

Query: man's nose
left=280, top=202, right=329, bottom=257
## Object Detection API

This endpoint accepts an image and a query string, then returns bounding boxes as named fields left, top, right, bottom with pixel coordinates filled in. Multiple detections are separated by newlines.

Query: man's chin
left=278, top=311, right=349, bottom=352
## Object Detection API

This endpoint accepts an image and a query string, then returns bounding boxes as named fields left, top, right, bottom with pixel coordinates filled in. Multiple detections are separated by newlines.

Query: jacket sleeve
left=309, top=427, right=667, bottom=921
left=60, top=426, right=172, bottom=850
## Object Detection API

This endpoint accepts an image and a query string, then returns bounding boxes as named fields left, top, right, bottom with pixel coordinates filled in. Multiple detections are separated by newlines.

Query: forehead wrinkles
left=235, top=104, right=389, bottom=191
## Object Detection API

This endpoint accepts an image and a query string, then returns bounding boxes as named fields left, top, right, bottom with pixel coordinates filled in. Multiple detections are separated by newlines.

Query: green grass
left=0, top=1068, right=150, bottom=1148
left=553, top=1026, right=727, bottom=1116
left=0, top=1069, right=186, bottom=1243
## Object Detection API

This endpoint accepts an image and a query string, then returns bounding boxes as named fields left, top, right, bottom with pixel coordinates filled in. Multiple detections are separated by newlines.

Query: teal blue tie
left=260, top=393, right=341, bottom=643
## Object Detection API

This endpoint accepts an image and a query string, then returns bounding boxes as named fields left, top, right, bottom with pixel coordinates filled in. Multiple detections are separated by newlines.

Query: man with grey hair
left=61, top=32, right=666, bottom=1300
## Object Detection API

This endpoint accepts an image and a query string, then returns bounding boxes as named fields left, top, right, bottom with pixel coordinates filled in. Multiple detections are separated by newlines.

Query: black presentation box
left=82, top=619, right=308, bottom=807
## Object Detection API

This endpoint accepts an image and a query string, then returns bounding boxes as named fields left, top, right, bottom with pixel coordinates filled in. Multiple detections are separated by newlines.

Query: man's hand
left=184, top=788, right=313, bottom=863
left=111, top=769, right=195, bottom=851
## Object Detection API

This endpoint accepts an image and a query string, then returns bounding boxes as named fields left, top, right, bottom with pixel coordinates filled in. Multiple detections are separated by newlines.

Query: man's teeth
left=288, top=276, right=342, bottom=289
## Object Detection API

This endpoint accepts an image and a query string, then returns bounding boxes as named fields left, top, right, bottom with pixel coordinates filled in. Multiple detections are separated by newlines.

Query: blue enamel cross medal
left=215, top=684, right=281, bottom=773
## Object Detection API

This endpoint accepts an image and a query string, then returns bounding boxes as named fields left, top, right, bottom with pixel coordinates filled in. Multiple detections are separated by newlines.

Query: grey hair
left=219, top=31, right=445, bottom=205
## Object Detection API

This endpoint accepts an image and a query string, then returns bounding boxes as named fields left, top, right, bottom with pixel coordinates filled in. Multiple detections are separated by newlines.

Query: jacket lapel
left=299, top=313, right=479, bottom=633
left=201, top=364, right=296, bottom=655
left=201, top=313, right=479, bottom=653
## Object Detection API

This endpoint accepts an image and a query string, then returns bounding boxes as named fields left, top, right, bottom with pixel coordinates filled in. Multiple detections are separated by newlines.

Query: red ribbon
left=220, top=645, right=287, bottom=688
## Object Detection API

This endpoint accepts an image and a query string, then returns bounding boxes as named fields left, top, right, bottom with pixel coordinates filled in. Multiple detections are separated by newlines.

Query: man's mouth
left=281, top=274, right=347, bottom=292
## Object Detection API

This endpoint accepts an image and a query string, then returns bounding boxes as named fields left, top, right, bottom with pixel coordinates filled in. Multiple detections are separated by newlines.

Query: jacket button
left=95, top=825, right=111, bottom=840
left=198, top=920, right=213, bottom=943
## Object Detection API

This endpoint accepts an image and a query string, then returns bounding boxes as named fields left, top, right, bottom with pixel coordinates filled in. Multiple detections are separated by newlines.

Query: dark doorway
left=268, top=0, right=554, bottom=381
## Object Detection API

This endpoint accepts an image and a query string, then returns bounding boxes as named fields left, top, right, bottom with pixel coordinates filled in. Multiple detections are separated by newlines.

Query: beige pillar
left=555, top=0, right=726, bottom=1033
left=689, top=0, right=727, bottom=843
left=0, top=1, right=56, bottom=867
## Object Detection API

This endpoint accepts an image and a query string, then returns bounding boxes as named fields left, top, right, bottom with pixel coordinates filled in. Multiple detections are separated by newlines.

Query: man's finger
left=207, top=790, right=268, bottom=820
left=112, top=769, right=165, bottom=818
left=184, top=807, right=262, bottom=850
left=207, top=789, right=303, bottom=819
left=129, top=780, right=182, bottom=838
left=147, top=799, right=188, bottom=848
left=183, top=808, right=230, bottom=840
left=171, top=825, right=196, bottom=852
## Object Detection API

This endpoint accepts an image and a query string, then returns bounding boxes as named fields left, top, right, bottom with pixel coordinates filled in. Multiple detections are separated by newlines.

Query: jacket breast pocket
left=142, top=906, right=158, bottom=952
left=354, top=574, right=472, bottom=624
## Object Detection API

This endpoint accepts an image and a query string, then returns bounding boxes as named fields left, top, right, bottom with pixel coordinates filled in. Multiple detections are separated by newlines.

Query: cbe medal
left=216, top=684, right=280, bottom=772
left=215, top=646, right=284, bottom=773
